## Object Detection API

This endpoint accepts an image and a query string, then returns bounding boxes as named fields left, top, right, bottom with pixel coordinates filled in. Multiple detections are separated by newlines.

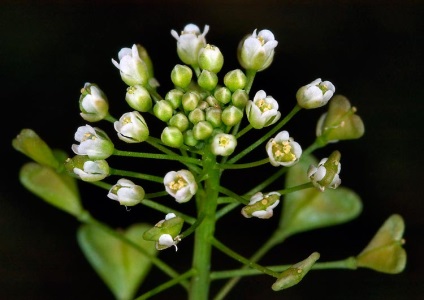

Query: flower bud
left=171, top=64, right=193, bottom=88
left=107, top=178, right=145, bottom=206
left=112, top=44, right=150, bottom=86
left=79, top=83, right=109, bottom=122
left=224, top=69, right=247, bottom=92
left=198, top=44, right=224, bottom=73
left=182, top=91, right=200, bottom=112
left=231, top=89, right=249, bottom=109
left=183, top=130, right=198, bottom=147
left=165, top=89, right=184, bottom=109
left=161, top=126, right=184, bottom=148
left=272, top=252, right=320, bottom=291
left=316, top=95, right=365, bottom=143
left=221, top=105, right=243, bottom=127
left=211, top=133, right=237, bottom=156
left=197, top=69, right=218, bottom=91
left=246, top=90, right=281, bottom=129
left=164, top=170, right=198, bottom=203
left=169, top=112, right=189, bottom=132
left=266, top=131, right=302, bottom=167
left=205, top=107, right=222, bottom=128
left=296, top=78, right=335, bottom=109
left=72, top=125, right=114, bottom=160
left=114, top=111, right=149, bottom=143
left=65, top=155, right=109, bottom=182
left=171, top=24, right=209, bottom=65
left=193, top=121, right=214, bottom=140
left=214, top=86, right=232, bottom=105
left=241, top=191, right=280, bottom=219
left=307, top=151, right=341, bottom=191
left=206, top=95, right=221, bottom=108
left=153, top=100, right=174, bottom=122
left=238, top=29, right=278, bottom=71
left=188, top=107, right=206, bottom=124
left=136, top=45, right=154, bottom=79
left=125, top=85, right=152, bottom=112
left=13, top=129, right=59, bottom=169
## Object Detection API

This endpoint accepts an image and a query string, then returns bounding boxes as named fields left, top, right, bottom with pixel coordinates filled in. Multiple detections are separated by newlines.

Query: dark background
left=1, top=0, right=423, bottom=299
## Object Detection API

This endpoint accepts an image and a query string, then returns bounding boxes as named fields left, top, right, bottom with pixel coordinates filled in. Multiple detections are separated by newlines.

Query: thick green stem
left=189, top=149, right=220, bottom=300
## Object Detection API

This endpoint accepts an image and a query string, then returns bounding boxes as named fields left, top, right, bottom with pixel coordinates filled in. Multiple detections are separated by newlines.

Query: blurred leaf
left=356, top=214, right=407, bottom=274
left=19, top=162, right=82, bottom=217
left=279, top=154, right=362, bottom=237
left=77, top=223, right=157, bottom=300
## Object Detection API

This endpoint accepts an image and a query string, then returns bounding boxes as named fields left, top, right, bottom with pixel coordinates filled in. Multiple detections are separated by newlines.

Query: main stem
left=189, top=149, right=220, bottom=299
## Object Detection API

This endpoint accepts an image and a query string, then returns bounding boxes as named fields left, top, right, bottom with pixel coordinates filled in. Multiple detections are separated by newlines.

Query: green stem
left=189, top=149, right=220, bottom=300
left=244, top=69, right=256, bottom=94
left=228, top=104, right=302, bottom=164
left=210, top=257, right=357, bottom=280
left=141, top=199, right=196, bottom=225
left=113, top=149, right=202, bottom=166
left=211, top=238, right=279, bottom=278
left=218, top=186, right=249, bottom=205
left=235, top=124, right=253, bottom=139
left=218, top=157, right=270, bottom=170
left=109, top=168, right=163, bottom=183
left=275, top=182, right=314, bottom=195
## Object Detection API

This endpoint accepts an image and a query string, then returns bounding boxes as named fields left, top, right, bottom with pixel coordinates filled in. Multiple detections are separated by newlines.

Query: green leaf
left=77, top=223, right=158, bottom=300
left=356, top=214, right=407, bottom=274
left=19, top=162, right=83, bottom=217
left=279, top=154, right=362, bottom=237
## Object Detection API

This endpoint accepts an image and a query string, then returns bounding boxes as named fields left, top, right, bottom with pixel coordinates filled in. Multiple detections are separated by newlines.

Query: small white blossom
left=157, top=234, right=180, bottom=251
left=114, top=111, right=149, bottom=143
left=164, top=169, right=198, bottom=203
left=73, top=159, right=109, bottom=182
left=266, top=131, right=302, bottom=167
left=171, top=23, right=209, bottom=65
left=72, top=125, right=114, bottom=160
left=211, top=133, right=237, bottom=156
left=307, top=155, right=341, bottom=191
left=79, top=83, right=109, bottom=122
left=296, top=78, right=335, bottom=109
left=241, top=192, right=281, bottom=219
left=246, top=90, right=281, bottom=129
left=238, top=29, right=278, bottom=71
left=112, top=44, right=149, bottom=86
left=107, top=178, right=145, bottom=206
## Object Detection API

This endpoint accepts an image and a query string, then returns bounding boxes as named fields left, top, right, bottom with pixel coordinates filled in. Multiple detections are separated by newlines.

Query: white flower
left=238, top=29, right=278, bottom=71
left=72, top=125, right=114, bottom=160
left=171, top=23, right=209, bottom=65
left=107, top=178, right=145, bottom=206
left=73, top=159, right=109, bottom=182
left=114, top=111, right=149, bottom=143
left=266, top=131, right=302, bottom=167
left=211, top=133, right=237, bottom=156
left=157, top=234, right=180, bottom=251
left=164, top=169, right=198, bottom=203
left=296, top=78, right=335, bottom=109
left=79, top=83, right=109, bottom=122
left=112, top=44, right=149, bottom=86
left=241, top=192, right=281, bottom=219
left=246, top=90, right=281, bottom=129
left=307, top=153, right=342, bottom=191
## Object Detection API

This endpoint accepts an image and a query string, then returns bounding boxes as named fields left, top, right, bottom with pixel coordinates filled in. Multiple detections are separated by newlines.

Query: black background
left=1, top=1, right=423, bottom=299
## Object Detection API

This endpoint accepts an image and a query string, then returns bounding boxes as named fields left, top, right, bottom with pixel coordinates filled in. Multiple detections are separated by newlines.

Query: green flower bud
left=214, top=86, right=232, bottom=105
left=65, top=155, right=109, bottom=182
left=165, top=89, right=184, bottom=109
left=171, top=64, right=192, bottom=88
left=231, top=89, right=249, bottom=109
left=136, top=44, right=155, bottom=79
left=169, top=112, right=189, bottom=132
left=224, top=69, right=247, bottom=92
left=205, top=107, right=222, bottom=128
left=197, top=69, right=218, bottom=91
left=143, top=213, right=184, bottom=251
left=13, top=129, right=59, bottom=169
left=125, top=85, right=152, bottom=112
left=188, top=108, right=205, bottom=124
left=272, top=252, right=320, bottom=291
left=182, top=91, right=200, bottom=112
left=197, top=100, right=209, bottom=110
left=221, top=105, right=243, bottom=126
left=198, top=44, right=224, bottom=73
left=193, top=121, right=214, bottom=140
left=161, top=126, right=184, bottom=148
left=183, top=130, right=198, bottom=147
left=206, top=95, right=221, bottom=108
left=153, top=100, right=174, bottom=122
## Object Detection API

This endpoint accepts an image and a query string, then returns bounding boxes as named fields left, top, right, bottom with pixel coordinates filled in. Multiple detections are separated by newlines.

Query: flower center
left=219, top=136, right=229, bottom=147
left=255, top=99, right=272, bottom=113
left=169, top=176, right=187, bottom=192
left=272, top=141, right=296, bottom=162
left=122, top=116, right=132, bottom=125
left=257, top=35, right=265, bottom=46
left=82, top=132, right=97, bottom=142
